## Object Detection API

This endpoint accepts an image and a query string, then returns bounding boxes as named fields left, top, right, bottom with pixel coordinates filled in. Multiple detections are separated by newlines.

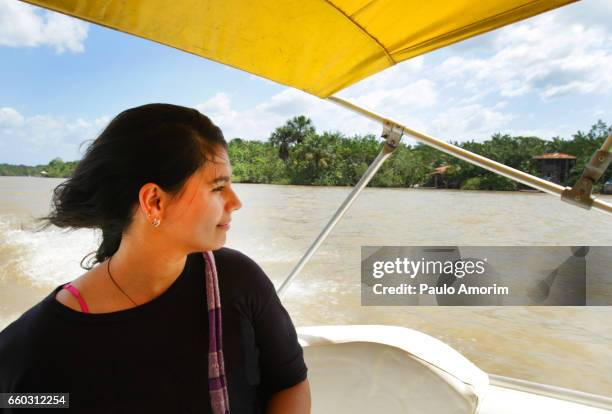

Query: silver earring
left=152, top=217, right=161, bottom=227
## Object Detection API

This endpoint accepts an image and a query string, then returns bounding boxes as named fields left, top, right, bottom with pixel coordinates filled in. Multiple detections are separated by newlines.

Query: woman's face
left=163, top=147, right=242, bottom=253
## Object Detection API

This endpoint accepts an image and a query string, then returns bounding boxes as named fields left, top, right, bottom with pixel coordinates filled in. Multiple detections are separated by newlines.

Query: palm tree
left=268, top=115, right=316, bottom=162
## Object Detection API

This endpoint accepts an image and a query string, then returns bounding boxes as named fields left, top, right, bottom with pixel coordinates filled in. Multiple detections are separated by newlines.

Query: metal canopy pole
left=276, top=123, right=404, bottom=297
left=327, top=96, right=612, bottom=216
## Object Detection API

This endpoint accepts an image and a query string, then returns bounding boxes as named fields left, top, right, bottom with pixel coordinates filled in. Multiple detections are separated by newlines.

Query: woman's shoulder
left=53, top=266, right=104, bottom=312
left=0, top=300, right=51, bottom=369
left=0, top=281, right=89, bottom=356
left=213, top=247, right=262, bottom=270
left=0, top=301, right=46, bottom=340
left=0, top=292, right=82, bottom=392
left=54, top=287, right=82, bottom=312
left=212, top=247, right=275, bottom=294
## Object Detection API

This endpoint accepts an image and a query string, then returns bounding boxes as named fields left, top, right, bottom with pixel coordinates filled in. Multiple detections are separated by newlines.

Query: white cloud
left=436, top=13, right=612, bottom=101
left=350, top=79, right=437, bottom=111
left=0, top=107, right=24, bottom=127
left=431, top=104, right=515, bottom=141
left=194, top=89, right=381, bottom=141
left=0, top=107, right=109, bottom=164
left=553, top=0, right=612, bottom=30
left=504, top=127, right=568, bottom=140
left=348, top=56, right=425, bottom=92
left=195, top=92, right=286, bottom=140
left=196, top=92, right=234, bottom=115
left=255, top=89, right=318, bottom=118
left=0, top=0, right=88, bottom=53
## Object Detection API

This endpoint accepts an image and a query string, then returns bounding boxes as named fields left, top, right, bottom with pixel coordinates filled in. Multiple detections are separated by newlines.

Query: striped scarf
left=203, top=251, right=230, bottom=414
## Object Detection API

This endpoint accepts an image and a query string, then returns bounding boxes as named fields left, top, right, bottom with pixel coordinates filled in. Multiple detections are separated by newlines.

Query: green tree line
left=2, top=119, right=610, bottom=192
left=0, top=157, right=78, bottom=178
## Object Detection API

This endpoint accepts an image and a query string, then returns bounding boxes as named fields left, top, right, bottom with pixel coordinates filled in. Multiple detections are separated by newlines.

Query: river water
left=1, top=176, right=611, bottom=396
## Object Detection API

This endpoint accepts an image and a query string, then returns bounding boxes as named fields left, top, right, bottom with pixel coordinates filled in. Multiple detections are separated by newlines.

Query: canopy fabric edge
left=20, top=0, right=580, bottom=98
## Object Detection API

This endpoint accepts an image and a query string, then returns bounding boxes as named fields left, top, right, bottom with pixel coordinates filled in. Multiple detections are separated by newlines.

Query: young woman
left=0, top=104, right=310, bottom=413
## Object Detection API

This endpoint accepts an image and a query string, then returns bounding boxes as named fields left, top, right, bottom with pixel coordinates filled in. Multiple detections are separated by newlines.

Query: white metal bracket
left=562, top=149, right=612, bottom=209
left=381, top=121, right=404, bottom=154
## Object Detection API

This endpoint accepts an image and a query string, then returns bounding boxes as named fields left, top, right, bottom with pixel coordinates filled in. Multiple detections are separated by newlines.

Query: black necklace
left=107, top=255, right=138, bottom=307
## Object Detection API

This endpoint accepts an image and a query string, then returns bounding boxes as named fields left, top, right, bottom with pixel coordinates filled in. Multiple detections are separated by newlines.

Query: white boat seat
left=297, top=325, right=489, bottom=414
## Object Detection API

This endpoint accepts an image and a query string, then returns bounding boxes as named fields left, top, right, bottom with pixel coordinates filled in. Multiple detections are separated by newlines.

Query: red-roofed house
left=426, top=165, right=453, bottom=188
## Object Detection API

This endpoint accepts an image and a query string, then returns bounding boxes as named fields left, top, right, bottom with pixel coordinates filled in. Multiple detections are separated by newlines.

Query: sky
left=1, top=0, right=611, bottom=165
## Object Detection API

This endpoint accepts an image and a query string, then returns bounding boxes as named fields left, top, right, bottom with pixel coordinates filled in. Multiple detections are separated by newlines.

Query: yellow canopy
left=24, top=0, right=576, bottom=97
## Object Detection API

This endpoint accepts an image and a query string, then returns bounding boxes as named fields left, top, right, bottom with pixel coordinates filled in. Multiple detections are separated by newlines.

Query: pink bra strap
left=62, top=283, right=90, bottom=313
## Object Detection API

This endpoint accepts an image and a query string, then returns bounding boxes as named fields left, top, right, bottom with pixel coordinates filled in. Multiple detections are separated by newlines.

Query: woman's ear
left=138, top=183, right=164, bottom=220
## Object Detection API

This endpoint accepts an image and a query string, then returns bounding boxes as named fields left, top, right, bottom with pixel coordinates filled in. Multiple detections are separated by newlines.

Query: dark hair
left=35, top=103, right=227, bottom=269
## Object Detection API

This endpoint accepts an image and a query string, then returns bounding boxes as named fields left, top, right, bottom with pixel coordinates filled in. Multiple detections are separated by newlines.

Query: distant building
left=426, top=165, right=451, bottom=188
left=532, top=153, right=576, bottom=184
left=604, top=179, right=612, bottom=195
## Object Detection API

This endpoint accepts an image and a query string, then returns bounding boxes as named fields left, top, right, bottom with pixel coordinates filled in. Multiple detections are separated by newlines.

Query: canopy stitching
left=322, top=0, right=396, bottom=66
left=392, top=0, right=573, bottom=57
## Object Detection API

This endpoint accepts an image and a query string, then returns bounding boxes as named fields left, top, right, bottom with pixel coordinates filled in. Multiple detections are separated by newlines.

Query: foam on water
left=231, top=238, right=303, bottom=264
left=230, top=236, right=341, bottom=265
left=0, top=215, right=100, bottom=287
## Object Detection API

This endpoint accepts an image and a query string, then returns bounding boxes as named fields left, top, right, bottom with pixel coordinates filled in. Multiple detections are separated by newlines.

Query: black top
left=0, top=247, right=307, bottom=413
